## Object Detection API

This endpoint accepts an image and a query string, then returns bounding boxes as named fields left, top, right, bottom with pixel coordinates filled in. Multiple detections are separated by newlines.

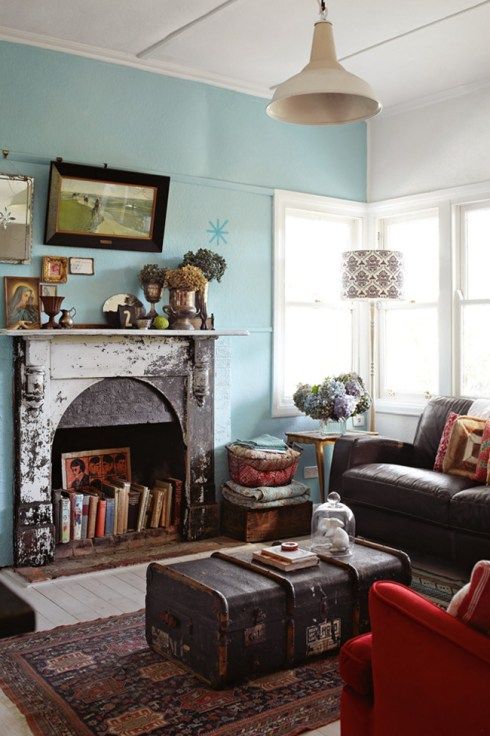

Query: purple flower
left=333, top=395, right=358, bottom=420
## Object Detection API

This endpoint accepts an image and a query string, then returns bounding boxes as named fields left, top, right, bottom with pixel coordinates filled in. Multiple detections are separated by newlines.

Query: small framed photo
left=4, top=276, right=41, bottom=329
left=42, top=255, right=68, bottom=283
left=40, top=283, right=58, bottom=297
left=69, top=257, right=94, bottom=275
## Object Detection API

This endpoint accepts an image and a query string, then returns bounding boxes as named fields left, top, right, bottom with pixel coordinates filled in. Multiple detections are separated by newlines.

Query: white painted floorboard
left=0, top=553, right=340, bottom=736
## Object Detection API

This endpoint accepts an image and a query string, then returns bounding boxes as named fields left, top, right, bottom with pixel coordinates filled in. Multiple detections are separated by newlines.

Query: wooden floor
left=0, top=544, right=340, bottom=736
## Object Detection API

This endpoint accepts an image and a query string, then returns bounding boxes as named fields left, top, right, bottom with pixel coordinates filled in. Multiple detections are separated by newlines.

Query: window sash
left=273, top=191, right=365, bottom=417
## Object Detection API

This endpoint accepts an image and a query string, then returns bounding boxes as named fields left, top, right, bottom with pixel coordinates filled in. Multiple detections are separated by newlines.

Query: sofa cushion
left=443, top=416, right=486, bottom=479
left=342, top=463, right=477, bottom=524
left=449, top=487, right=490, bottom=534
left=339, top=633, right=373, bottom=695
left=413, top=396, right=472, bottom=469
left=476, top=421, right=490, bottom=482
left=433, top=411, right=459, bottom=471
left=447, top=560, right=490, bottom=635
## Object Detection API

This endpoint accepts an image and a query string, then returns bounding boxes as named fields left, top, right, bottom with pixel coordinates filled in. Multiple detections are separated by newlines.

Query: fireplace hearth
left=4, top=329, right=246, bottom=567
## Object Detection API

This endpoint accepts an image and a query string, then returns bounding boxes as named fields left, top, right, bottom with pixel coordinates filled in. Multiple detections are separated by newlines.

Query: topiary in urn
left=139, top=264, right=166, bottom=319
left=180, top=249, right=227, bottom=329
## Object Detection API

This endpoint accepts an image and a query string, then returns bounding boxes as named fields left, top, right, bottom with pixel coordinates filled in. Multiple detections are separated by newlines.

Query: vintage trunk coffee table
left=146, top=539, right=411, bottom=688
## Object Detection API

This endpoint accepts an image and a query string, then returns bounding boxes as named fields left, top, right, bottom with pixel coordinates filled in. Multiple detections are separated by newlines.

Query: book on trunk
left=144, top=491, right=153, bottom=529
left=95, top=499, right=107, bottom=537
left=252, top=545, right=319, bottom=571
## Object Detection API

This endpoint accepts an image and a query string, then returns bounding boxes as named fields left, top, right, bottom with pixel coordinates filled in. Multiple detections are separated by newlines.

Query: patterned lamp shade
left=341, top=250, right=404, bottom=300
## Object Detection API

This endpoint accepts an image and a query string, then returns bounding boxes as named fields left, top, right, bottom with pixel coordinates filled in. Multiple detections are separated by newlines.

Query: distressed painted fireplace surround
left=1, top=329, right=246, bottom=567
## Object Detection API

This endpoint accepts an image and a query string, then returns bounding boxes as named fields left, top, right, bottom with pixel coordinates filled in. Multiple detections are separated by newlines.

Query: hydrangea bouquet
left=293, top=372, right=371, bottom=429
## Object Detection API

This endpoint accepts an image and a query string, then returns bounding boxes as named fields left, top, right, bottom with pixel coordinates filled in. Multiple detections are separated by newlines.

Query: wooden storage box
left=221, top=498, right=312, bottom=542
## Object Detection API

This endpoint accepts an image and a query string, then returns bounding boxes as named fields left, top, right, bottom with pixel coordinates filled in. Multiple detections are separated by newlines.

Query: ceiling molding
left=374, top=76, right=490, bottom=120
left=0, top=26, right=272, bottom=100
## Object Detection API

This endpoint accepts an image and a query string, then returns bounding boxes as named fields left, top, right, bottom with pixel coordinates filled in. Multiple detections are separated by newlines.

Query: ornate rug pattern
left=0, top=610, right=341, bottom=736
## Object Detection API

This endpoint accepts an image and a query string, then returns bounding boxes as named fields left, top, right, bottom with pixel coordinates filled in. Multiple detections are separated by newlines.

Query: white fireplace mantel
left=7, top=328, right=247, bottom=566
left=0, top=328, right=249, bottom=338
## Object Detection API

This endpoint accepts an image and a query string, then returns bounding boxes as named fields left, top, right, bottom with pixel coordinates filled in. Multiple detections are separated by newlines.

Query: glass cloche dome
left=311, top=492, right=355, bottom=556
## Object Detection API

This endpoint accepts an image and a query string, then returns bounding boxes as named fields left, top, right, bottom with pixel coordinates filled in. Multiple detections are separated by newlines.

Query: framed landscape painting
left=44, top=161, right=170, bottom=252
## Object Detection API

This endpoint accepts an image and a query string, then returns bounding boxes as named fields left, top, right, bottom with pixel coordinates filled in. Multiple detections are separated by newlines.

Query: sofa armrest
left=329, top=436, right=415, bottom=492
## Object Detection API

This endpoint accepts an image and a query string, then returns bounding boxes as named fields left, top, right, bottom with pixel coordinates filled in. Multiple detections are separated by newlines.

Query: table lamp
left=341, top=250, right=404, bottom=431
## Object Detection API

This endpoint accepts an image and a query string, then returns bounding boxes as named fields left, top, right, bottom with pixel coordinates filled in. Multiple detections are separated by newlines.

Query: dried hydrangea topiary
left=293, top=372, right=371, bottom=422
left=181, top=249, right=227, bottom=283
left=165, top=265, right=207, bottom=291
left=139, top=264, right=166, bottom=286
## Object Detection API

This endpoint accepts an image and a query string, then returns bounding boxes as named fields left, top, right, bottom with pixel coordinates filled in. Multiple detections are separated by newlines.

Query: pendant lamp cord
left=318, top=1, right=328, bottom=21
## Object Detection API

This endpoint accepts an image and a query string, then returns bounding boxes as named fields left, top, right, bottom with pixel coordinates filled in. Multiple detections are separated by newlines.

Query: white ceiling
left=0, top=0, right=489, bottom=112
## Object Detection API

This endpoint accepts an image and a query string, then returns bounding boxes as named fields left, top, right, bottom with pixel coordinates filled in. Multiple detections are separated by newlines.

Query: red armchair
left=340, top=581, right=490, bottom=736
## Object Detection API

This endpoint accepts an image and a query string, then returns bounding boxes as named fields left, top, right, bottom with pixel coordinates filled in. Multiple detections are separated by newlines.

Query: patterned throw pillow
left=475, top=420, right=490, bottom=482
left=433, top=412, right=459, bottom=472
left=447, top=560, right=490, bottom=635
left=442, top=415, right=486, bottom=480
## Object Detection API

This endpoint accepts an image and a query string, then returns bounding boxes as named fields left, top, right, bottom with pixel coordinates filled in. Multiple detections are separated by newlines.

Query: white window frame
left=376, top=207, right=441, bottom=406
left=453, top=198, right=490, bottom=398
left=272, top=189, right=367, bottom=417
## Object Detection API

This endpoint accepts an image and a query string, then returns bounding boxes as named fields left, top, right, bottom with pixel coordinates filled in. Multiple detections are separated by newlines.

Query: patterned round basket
left=227, top=444, right=300, bottom=487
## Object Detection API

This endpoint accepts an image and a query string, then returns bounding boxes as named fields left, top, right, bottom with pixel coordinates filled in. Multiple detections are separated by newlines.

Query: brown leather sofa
left=330, top=396, right=490, bottom=569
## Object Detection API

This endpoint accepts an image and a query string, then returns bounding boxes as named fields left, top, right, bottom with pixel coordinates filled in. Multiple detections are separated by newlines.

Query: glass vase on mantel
left=318, top=418, right=347, bottom=435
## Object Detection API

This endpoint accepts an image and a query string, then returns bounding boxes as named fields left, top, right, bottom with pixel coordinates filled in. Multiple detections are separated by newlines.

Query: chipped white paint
left=9, top=331, right=247, bottom=565
left=50, top=335, right=189, bottom=380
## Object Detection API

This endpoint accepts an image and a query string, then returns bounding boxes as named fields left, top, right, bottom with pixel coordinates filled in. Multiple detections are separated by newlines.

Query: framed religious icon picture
left=4, top=276, right=41, bottom=330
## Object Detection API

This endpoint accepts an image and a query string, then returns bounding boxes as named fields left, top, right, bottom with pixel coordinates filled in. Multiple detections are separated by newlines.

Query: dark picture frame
left=44, top=161, right=170, bottom=253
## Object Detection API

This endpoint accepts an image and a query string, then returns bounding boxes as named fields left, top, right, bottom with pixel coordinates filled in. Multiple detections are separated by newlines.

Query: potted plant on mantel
left=180, top=249, right=227, bottom=329
left=163, top=265, right=207, bottom=331
left=139, top=264, right=166, bottom=319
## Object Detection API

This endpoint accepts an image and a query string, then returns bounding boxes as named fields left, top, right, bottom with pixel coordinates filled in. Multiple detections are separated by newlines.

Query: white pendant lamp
left=267, top=2, right=381, bottom=125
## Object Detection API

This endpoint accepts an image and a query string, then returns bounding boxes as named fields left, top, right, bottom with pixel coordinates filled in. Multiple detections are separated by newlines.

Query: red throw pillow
left=433, top=412, right=458, bottom=472
left=447, top=560, right=490, bottom=635
left=475, top=420, right=490, bottom=482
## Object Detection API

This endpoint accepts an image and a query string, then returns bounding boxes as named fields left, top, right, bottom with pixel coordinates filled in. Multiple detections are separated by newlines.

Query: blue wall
left=0, top=41, right=367, bottom=565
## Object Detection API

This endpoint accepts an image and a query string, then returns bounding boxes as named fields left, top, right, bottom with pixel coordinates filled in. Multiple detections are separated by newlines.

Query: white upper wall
left=368, top=83, right=490, bottom=201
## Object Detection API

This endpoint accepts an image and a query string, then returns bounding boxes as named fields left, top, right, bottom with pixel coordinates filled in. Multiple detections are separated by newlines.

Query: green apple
left=153, top=315, right=169, bottom=330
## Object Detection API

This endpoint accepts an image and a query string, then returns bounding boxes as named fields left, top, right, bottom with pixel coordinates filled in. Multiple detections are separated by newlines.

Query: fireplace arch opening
left=51, top=377, right=186, bottom=491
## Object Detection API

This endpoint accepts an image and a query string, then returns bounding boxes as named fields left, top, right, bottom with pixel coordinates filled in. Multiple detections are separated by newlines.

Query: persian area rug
left=0, top=610, right=341, bottom=736
left=411, top=568, right=465, bottom=608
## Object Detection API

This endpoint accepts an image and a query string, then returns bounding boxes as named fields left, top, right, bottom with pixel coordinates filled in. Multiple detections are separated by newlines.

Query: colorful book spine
left=95, top=499, right=107, bottom=538
left=60, top=496, right=71, bottom=543
left=81, top=495, right=90, bottom=539
left=87, top=495, right=99, bottom=539
left=73, top=493, right=84, bottom=541
left=105, top=498, right=115, bottom=536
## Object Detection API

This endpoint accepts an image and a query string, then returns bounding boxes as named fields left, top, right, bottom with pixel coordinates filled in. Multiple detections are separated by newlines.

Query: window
left=378, top=210, right=440, bottom=404
left=457, top=202, right=490, bottom=397
left=273, top=191, right=364, bottom=416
